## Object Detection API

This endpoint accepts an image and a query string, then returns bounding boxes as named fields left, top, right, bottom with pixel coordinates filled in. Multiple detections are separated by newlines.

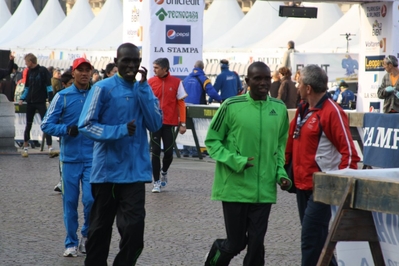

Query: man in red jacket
left=148, top=58, right=187, bottom=193
left=285, top=64, right=360, bottom=266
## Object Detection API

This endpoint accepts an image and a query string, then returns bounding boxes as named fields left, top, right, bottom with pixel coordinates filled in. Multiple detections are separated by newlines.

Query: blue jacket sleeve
left=204, top=78, right=222, bottom=102
left=137, top=81, right=163, bottom=132
left=20, top=87, right=29, bottom=100
left=41, top=93, right=68, bottom=137
left=209, top=75, right=223, bottom=103
left=78, top=85, right=130, bottom=141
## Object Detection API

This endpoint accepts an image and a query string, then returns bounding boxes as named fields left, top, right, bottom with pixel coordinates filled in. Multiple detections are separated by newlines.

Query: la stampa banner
left=141, top=0, right=204, bottom=80
left=363, top=112, right=399, bottom=168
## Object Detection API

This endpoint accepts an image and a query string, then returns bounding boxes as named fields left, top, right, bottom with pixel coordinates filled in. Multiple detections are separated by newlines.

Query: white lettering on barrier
left=363, top=127, right=399, bottom=149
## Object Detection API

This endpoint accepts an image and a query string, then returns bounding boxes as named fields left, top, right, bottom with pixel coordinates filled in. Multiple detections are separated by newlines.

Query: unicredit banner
left=141, top=0, right=204, bottom=79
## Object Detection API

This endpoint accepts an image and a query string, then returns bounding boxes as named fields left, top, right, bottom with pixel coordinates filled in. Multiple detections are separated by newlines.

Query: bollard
left=0, top=94, right=16, bottom=152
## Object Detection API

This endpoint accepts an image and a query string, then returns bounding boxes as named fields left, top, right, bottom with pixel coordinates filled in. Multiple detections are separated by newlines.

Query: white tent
left=205, top=1, right=286, bottom=50
left=52, top=0, right=122, bottom=49
left=245, top=3, right=343, bottom=51
left=0, top=0, right=37, bottom=47
left=0, top=0, right=11, bottom=29
left=80, top=24, right=122, bottom=50
left=203, top=0, right=244, bottom=45
left=28, top=0, right=94, bottom=50
left=1, top=0, right=65, bottom=49
left=296, top=4, right=361, bottom=53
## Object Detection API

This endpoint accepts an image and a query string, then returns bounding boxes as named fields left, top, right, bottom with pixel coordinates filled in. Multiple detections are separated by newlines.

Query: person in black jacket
left=18, top=53, right=53, bottom=157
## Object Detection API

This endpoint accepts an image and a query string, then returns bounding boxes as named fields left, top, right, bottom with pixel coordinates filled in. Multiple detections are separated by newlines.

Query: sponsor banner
left=365, top=55, right=385, bottom=71
left=141, top=0, right=204, bottom=79
left=122, top=0, right=143, bottom=46
left=292, top=53, right=359, bottom=83
left=357, top=2, right=397, bottom=112
left=12, top=49, right=116, bottom=64
left=363, top=113, right=399, bottom=168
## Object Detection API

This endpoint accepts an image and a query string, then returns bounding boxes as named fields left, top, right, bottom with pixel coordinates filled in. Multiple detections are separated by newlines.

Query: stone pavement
left=0, top=148, right=301, bottom=266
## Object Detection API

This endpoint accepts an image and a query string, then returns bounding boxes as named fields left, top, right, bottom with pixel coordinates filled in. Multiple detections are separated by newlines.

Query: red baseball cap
left=72, top=58, right=93, bottom=71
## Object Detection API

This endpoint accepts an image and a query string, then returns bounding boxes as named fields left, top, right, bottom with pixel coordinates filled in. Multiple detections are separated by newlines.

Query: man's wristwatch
left=180, top=123, right=186, bottom=127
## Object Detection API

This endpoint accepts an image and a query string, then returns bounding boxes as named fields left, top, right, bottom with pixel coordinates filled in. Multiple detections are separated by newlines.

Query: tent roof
left=1, top=0, right=65, bottom=49
left=205, top=1, right=287, bottom=50
left=28, top=0, right=94, bottom=49
left=52, top=0, right=122, bottom=49
left=296, top=4, right=361, bottom=53
left=203, top=0, right=244, bottom=45
left=245, top=2, right=343, bottom=51
left=80, top=23, right=122, bottom=50
left=0, top=0, right=37, bottom=47
left=0, top=0, right=11, bottom=29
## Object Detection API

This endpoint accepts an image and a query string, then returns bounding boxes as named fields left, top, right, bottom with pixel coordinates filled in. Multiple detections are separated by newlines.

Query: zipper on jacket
left=162, top=80, right=165, bottom=107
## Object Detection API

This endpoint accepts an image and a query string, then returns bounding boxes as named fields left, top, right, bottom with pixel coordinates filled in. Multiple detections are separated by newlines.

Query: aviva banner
left=141, top=0, right=204, bottom=79
left=363, top=113, right=399, bottom=168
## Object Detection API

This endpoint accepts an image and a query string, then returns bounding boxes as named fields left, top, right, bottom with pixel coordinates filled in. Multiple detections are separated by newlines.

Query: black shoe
left=183, top=154, right=189, bottom=157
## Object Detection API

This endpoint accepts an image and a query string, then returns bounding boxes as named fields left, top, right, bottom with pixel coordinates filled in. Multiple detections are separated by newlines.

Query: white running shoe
left=54, top=181, right=62, bottom=192
left=21, top=148, right=28, bottom=158
left=160, top=171, right=168, bottom=187
left=63, top=246, right=78, bottom=257
left=152, top=180, right=162, bottom=193
left=79, top=236, right=87, bottom=254
left=49, top=148, right=59, bottom=158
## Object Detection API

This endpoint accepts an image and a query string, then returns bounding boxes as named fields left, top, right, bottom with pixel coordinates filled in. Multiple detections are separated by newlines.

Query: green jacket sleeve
left=205, top=103, right=248, bottom=172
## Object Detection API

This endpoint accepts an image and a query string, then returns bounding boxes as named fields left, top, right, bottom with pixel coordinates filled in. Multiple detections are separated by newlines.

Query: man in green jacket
left=204, top=61, right=291, bottom=266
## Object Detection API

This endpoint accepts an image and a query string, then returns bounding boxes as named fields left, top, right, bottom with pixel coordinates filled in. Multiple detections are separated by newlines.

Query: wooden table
left=313, top=171, right=399, bottom=266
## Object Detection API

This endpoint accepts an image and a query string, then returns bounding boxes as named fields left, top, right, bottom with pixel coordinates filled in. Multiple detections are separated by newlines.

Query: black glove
left=67, top=125, right=79, bottom=137
left=127, top=119, right=136, bottom=136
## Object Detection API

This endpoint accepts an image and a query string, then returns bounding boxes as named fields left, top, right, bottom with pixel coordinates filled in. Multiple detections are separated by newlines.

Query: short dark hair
left=13, top=64, right=18, bottom=71
left=61, top=70, right=73, bottom=85
left=220, top=59, right=229, bottom=65
left=339, top=80, right=349, bottom=88
left=288, top=41, right=295, bottom=49
left=153, top=58, right=170, bottom=71
left=247, top=61, right=270, bottom=76
left=300, top=65, right=328, bottom=93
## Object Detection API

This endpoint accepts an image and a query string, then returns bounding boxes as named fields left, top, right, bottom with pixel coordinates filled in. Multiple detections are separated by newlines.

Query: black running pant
left=24, top=102, right=52, bottom=145
left=151, top=124, right=176, bottom=181
left=85, top=183, right=145, bottom=266
left=205, top=202, right=272, bottom=266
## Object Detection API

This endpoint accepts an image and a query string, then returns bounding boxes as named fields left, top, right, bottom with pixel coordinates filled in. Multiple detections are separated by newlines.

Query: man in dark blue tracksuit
left=209, top=59, right=242, bottom=103
left=182, top=60, right=222, bottom=157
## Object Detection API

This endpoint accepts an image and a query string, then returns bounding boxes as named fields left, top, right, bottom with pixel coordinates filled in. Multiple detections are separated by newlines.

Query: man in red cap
left=41, top=57, right=94, bottom=257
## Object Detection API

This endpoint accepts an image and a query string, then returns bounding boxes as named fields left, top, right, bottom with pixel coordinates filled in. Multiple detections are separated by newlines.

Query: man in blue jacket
left=182, top=60, right=222, bottom=157
left=41, top=58, right=94, bottom=257
left=78, top=43, right=163, bottom=266
left=209, top=59, right=242, bottom=103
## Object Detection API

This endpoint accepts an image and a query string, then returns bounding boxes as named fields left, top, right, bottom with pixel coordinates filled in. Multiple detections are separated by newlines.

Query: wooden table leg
left=317, top=179, right=385, bottom=266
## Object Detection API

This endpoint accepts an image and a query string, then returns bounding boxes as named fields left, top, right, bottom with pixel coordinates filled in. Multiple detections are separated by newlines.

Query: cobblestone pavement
left=0, top=148, right=301, bottom=266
